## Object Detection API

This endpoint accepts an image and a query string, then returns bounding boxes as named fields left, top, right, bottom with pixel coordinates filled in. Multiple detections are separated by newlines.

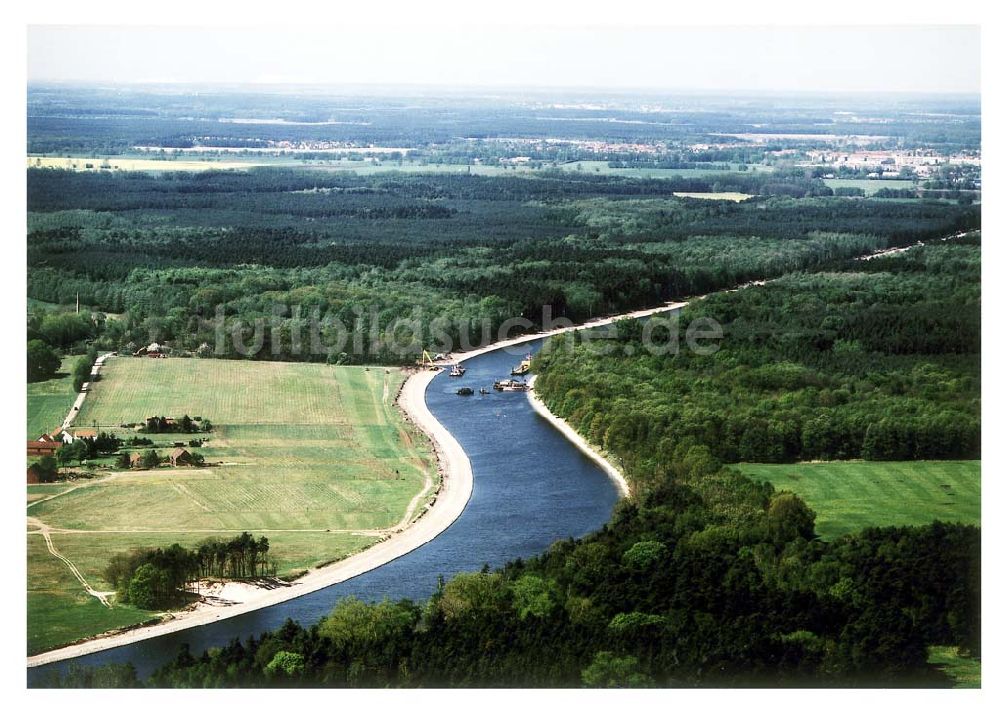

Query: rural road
left=60, top=352, right=114, bottom=430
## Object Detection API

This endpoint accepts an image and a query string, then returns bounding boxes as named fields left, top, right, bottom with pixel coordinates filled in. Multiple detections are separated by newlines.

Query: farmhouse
left=66, top=429, right=98, bottom=442
left=169, top=448, right=194, bottom=467
left=27, top=440, right=61, bottom=457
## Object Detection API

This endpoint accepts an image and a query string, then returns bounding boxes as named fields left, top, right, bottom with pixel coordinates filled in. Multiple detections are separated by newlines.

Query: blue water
left=28, top=341, right=621, bottom=685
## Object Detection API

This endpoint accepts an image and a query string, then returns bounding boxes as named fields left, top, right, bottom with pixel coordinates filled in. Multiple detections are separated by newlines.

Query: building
left=129, top=452, right=145, bottom=468
left=69, top=429, right=98, bottom=441
left=169, top=448, right=194, bottom=467
left=27, top=440, right=62, bottom=457
left=27, top=465, right=41, bottom=484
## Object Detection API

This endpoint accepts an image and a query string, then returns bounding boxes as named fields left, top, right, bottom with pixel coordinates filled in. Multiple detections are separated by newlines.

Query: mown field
left=27, top=534, right=158, bottom=655
left=26, top=354, right=83, bottom=438
left=27, top=357, right=435, bottom=654
left=738, top=460, right=980, bottom=538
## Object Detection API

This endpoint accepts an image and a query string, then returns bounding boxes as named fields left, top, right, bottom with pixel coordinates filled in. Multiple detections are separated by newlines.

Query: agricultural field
left=738, top=460, right=980, bottom=539
left=27, top=155, right=277, bottom=172
left=26, top=154, right=544, bottom=176
left=27, top=154, right=771, bottom=180
left=27, top=534, right=158, bottom=655
left=26, top=354, right=84, bottom=438
left=823, top=177, right=918, bottom=195
left=27, top=357, right=435, bottom=654
left=673, top=191, right=752, bottom=202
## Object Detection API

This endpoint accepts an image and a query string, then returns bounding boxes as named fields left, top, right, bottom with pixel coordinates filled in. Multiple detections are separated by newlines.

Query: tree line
left=102, top=533, right=275, bottom=611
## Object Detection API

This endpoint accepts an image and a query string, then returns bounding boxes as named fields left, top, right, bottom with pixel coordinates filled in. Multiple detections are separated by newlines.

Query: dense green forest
left=43, top=240, right=980, bottom=688
left=534, top=239, right=981, bottom=482
left=27, top=168, right=978, bottom=363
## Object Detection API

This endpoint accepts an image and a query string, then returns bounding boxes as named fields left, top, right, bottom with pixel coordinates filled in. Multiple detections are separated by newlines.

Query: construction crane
left=418, top=350, right=442, bottom=371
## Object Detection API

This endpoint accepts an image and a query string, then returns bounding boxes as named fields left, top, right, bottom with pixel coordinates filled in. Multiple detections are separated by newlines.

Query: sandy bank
left=526, top=383, right=631, bottom=498
left=450, top=301, right=689, bottom=363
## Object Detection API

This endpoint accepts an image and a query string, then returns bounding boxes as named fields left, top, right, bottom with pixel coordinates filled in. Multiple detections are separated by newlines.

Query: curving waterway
left=28, top=340, right=622, bottom=685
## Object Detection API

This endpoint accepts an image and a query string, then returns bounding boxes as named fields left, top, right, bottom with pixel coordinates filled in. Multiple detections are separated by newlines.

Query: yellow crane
left=419, top=350, right=442, bottom=370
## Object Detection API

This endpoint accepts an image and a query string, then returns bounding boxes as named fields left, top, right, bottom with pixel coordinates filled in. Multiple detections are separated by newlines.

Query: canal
left=29, top=339, right=622, bottom=684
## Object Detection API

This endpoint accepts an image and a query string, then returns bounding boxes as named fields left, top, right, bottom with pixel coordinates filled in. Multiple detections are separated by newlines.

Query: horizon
left=27, top=25, right=981, bottom=95
left=27, top=79, right=983, bottom=100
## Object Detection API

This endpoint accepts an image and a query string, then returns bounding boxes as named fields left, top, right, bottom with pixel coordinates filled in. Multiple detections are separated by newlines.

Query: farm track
left=28, top=517, right=113, bottom=608
left=27, top=472, right=118, bottom=510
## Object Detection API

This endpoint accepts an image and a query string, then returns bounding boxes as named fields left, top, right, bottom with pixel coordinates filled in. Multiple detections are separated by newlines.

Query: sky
left=27, top=25, right=980, bottom=94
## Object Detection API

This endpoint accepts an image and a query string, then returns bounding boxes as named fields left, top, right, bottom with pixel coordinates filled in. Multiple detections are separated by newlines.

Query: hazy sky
left=28, top=25, right=980, bottom=94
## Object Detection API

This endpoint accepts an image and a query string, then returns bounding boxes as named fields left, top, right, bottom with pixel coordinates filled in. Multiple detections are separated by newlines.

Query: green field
left=738, top=460, right=980, bottom=538
left=673, top=192, right=752, bottom=202
left=927, top=646, right=981, bottom=688
left=27, top=534, right=158, bottom=654
left=823, top=178, right=917, bottom=196
left=28, top=154, right=544, bottom=176
left=26, top=355, right=83, bottom=438
left=27, top=357, right=435, bottom=654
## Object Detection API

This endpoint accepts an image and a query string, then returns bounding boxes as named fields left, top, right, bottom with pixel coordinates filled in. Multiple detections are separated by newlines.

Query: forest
left=26, top=167, right=979, bottom=364
left=40, top=240, right=981, bottom=688
left=534, top=239, right=980, bottom=483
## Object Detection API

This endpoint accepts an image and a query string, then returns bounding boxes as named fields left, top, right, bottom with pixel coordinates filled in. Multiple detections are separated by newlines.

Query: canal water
left=28, top=340, right=622, bottom=684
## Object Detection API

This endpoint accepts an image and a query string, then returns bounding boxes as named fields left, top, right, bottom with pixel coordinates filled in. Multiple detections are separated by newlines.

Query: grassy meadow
left=738, top=460, right=980, bottom=538
left=27, top=534, right=157, bottom=655
left=27, top=357, right=435, bottom=654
